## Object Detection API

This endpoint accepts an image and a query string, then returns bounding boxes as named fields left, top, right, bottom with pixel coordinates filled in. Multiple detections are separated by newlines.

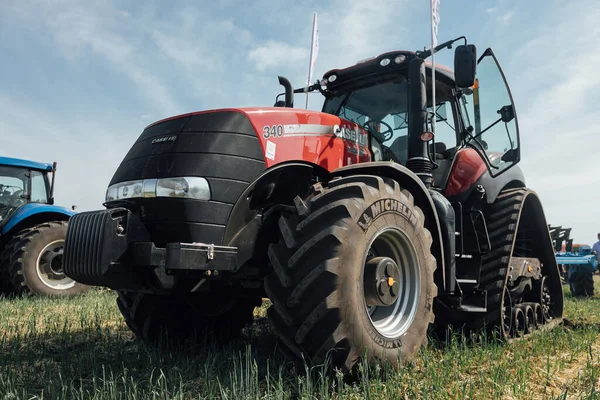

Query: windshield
left=322, top=76, right=457, bottom=164
left=0, top=166, right=48, bottom=224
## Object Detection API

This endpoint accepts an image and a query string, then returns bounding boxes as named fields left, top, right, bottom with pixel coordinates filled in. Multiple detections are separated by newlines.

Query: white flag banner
left=305, top=12, right=319, bottom=108
left=430, top=0, right=440, bottom=48
left=307, top=12, right=319, bottom=86
left=430, top=0, right=440, bottom=133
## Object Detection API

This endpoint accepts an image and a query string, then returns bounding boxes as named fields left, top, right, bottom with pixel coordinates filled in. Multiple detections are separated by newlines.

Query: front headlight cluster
left=105, top=177, right=211, bottom=202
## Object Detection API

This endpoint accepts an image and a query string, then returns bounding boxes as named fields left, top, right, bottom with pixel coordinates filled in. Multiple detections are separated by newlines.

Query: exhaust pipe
left=278, top=76, right=294, bottom=108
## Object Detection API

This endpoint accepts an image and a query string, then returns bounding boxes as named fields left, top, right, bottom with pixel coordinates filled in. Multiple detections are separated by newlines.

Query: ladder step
left=458, top=305, right=487, bottom=313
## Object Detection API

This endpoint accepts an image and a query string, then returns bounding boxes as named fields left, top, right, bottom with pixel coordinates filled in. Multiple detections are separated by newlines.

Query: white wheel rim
left=35, top=239, right=77, bottom=290
left=363, top=227, right=421, bottom=339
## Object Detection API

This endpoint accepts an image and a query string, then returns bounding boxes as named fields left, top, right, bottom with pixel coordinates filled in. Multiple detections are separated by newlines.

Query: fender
left=1, top=203, right=75, bottom=236
left=223, top=161, right=330, bottom=267
left=330, top=162, right=448, bottom=292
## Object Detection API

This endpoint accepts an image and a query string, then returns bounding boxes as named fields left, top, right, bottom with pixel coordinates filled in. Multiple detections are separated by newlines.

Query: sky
left=0, top=0, right=598, bottom=243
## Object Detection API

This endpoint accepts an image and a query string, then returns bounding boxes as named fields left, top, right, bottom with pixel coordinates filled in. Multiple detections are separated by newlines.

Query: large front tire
left=265, top=175, right=437, bottom=373
left=7, top=221, right=90, bottom=297
left=116, top=291, right=263, bottom=345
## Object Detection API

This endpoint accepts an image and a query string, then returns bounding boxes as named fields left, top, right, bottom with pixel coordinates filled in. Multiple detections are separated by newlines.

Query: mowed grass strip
left=0, top=277, right=598, bottom=399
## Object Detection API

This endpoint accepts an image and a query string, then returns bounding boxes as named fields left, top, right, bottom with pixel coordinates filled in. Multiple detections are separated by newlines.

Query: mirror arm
left=416, top=36, right=467, bottom=59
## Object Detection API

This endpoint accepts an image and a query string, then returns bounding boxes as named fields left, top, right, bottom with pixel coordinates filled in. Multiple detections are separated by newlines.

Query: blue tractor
left=549, top=225, right=597, bottom=297
left=0, top=156, right=90, bottom=297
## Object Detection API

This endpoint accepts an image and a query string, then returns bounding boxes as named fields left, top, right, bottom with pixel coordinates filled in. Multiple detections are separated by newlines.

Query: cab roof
left=321, top=50, right=455, bottom=94
left=0, top=156, right=53, bottom=171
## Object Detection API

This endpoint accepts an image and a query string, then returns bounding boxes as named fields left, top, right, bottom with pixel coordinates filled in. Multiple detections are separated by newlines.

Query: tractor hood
left=104, top=107, right=371, bottom=246
left=109, top=107, right=371, bottom=188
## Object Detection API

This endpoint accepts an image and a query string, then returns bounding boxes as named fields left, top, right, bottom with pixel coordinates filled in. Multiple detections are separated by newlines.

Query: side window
left=460, top=48, right=520, bottom=175
left=30, top=171, right=48, bottom=203
left=0, top=167, right=26, bottom=209
left=431, top=101, right=457, bottom=151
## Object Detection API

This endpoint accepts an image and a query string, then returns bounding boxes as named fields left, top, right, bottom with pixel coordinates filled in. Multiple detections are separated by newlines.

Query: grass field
left=1, top=277, right=599, bottom=399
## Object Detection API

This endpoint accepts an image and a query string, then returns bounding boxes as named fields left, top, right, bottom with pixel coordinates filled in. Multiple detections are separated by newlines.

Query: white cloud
left=1, top=0, right=183, bottom=117
left=0, top=93, right=135, bottom=211
left=512, top=2, right=600, bottom=242
left=248, top=41, right=307, bottom=72
left=498, top=11, right=514, bottom=24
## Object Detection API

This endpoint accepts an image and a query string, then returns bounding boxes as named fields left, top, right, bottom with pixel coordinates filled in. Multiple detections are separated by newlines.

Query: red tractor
left=63, top=37, right=563, bottom=373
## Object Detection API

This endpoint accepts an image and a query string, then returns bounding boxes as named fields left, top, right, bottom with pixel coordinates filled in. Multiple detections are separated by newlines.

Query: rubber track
left=8, top=222, right=67, bottom=296
left=466, top=187, right=563, bottom=338
left=265, top=175, right=437, bottom=372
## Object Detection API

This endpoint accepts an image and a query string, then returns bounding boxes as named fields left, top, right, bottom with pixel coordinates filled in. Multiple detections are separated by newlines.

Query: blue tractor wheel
left=3, top=221, right=90, bottom=296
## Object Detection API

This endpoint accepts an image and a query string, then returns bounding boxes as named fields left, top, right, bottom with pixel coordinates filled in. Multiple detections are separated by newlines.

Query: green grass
left=1, top=277, right=600, bottom=399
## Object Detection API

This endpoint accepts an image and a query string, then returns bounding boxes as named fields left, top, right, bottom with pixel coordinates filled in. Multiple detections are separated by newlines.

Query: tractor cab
left=0, top=157, right=55, bottom=226
left=277, top=38, right=522, bottom=194
left=318, top=52, right=457, bottom=171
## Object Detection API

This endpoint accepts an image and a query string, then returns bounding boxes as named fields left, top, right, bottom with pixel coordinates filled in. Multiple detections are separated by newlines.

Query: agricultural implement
left=62, top=36, right=564, bottom=374
left=549, top=225, right=596, bottom=297
left=0, top=156, right=89, bottom=296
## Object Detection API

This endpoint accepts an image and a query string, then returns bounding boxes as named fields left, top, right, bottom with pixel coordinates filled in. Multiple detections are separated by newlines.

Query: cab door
left=458, top=48, right=520, bottom=177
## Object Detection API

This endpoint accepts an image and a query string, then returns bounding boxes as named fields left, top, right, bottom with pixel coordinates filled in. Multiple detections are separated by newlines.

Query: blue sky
left=1, top=0, right=598, bottom=243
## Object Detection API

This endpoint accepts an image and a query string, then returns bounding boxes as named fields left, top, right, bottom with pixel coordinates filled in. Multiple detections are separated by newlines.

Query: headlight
left=105, top=177, right=211, bottom=202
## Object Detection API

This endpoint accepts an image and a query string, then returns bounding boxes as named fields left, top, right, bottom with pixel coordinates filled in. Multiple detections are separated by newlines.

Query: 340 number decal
left=263, top=124, right=284, bottom=139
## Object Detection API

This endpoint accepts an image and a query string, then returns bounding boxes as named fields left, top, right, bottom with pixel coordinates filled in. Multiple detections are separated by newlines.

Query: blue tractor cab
left=549, top=225, right=596, bottom=297
left=0, top=156, right=89, bottom=296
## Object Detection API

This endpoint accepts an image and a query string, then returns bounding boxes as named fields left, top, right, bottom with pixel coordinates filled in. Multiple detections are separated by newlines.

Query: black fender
left=330, top=162, right=448, bottom=292
left=223, top=161, right=329, bottom=267
left=480, top=164, right=526, bottom=204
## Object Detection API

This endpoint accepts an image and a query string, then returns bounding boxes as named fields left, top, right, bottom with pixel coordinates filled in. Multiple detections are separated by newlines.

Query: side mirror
left=454, top=44, right=477, bottom=88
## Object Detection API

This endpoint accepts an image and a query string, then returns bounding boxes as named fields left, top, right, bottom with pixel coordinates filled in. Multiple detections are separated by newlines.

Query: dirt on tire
left=264, top=174, right=437, bottom=374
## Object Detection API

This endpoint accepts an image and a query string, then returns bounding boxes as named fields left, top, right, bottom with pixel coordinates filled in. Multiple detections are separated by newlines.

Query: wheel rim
left=363, top=227, right=420, bottom=339
left=540, top=276, right=553, bottom=322
left=35, top=239, right=77, bottom=290
left=501, top=286, right=512, bottom=336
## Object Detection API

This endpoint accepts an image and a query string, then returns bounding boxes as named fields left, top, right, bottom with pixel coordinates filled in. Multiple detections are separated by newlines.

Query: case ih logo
left=334, top=125, right=367, bottom=147
left=151, top=135, right=177, bottom=144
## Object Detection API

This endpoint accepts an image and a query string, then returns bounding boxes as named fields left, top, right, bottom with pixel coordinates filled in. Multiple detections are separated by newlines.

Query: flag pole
left=306, top=12, right=319, bottom=109
left=429, top=0, right=439, bottom=134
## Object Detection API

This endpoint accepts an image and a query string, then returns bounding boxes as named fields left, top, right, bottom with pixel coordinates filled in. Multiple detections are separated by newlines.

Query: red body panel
left=444, top=148, right=488, bottom=197
left=149, top=107, right=372, bottom=171
left=243, top=108, right=372, bottom=170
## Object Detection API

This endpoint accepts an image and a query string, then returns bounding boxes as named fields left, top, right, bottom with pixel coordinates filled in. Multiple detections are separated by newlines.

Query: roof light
left=380, top=58, right=390, bottom=67
left=394, top=55, right=406, bottom=64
